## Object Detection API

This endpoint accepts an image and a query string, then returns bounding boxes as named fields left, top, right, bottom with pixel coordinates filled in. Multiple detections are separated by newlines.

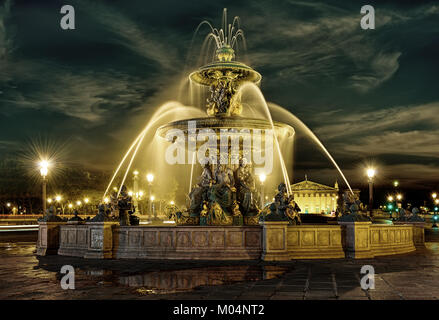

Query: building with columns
left=291, top=177, right=339, bottom=214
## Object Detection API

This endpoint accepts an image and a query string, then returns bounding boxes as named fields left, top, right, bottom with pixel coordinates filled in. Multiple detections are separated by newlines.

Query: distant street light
left=259, top=174, right=267, bottom=209
left=133, top=170, right=139, bottom=213
left=39, top=160, right=50, bottom=215
left=393, top=181, right=399, bottom=188
left=388, top=196, right=394, bottom=202
left=147, top=173, right=154, bottom=218
left=366, top=168, right=376, bottom=217
left=396, top=194, right=403, bottom=201
left=150, top=195, right=156, bottom=219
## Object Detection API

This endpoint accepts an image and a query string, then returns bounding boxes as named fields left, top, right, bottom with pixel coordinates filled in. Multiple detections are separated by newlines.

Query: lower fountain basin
left=157, top=116, right=295, bottom=140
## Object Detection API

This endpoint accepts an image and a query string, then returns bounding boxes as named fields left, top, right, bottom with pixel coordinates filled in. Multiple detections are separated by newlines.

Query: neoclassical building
left=291, top=177, right=339, bottom=214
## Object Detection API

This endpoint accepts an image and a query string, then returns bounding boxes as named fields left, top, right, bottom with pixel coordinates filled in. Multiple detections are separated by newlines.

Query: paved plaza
left=1, top=240, right=439, bottom=300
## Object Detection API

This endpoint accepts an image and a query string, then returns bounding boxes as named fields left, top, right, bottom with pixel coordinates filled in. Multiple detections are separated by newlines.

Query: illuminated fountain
left=38, top=9, right=424, bottom=261
left=99, top=9, right=358, bottom=226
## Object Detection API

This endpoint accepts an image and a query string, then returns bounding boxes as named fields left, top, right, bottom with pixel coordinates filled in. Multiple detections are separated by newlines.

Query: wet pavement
left=1, top=242, right=439, bottom=300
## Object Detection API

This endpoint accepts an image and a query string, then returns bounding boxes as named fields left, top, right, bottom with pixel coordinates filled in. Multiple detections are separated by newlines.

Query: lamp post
left=55, top=195, right=64, bottom=214
left=146, top=173, right=154, bottom=218
left=132, top=170, right=139, bottom=213
left=84, top=197, right=89, bottom=214
left=387, top=195, right=394, bottom=220
left=259, top=174, right=266, bottom=210
left=366, top=168, right=376, bottom=218
left=432, top=193, right=438, bottom=228
left=39, top=160, right=49, bottom=215
left=150, top=195, right=155, bottom=219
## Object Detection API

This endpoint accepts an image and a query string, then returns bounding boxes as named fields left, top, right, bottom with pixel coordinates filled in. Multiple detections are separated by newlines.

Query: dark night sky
left=0, top=0, right=438, bottom=193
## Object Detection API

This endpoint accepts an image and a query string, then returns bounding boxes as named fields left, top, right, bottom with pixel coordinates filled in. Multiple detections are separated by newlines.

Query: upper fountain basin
left=189, top=61, right=262, bottom=86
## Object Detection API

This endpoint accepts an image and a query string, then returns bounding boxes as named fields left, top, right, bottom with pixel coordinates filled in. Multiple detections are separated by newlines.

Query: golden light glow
left=103, top=197, right=110, bottom=204
left=259, top=174, right=267, bottom=183
left=396, top=194, right=402, bottom=201
left=366, top=168, right=376, bottom=179
left=170, top=201, right=175, bottom=205
left=128, top=191, right=133, bottom=196
left=68, top=203, right=73, bottom=209
left=84, top=198, right=89, bottom=204
left=6, top=203, right=10, bottom=207
left=433, top=193, right=437, bottom=199
left=146, top=173, right=154, bottom=183
left=39, top=159, right=50, bottom=177
left=55, top=195, right=62, bottom=202
left=393, top=180, right=399, bottom=187
left=435, top=199, right=439, bottom=205
left=133, top=170, right=139, bottom=176
left=150, top=195, right=155, bottom=201
left=47, top=199, right=52, bottom=203
left=388, top=196, right=394, bottom=202
left=76, top=201, right=82, bottom=206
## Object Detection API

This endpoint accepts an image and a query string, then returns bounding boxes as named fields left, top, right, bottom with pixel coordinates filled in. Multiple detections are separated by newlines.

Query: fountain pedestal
left=260, top=221, right=290, bottom=261
left=84, top=221, right=118, bottom=259
left=36, top=221, right=67, bottom=256
left=338, top=221, right=374, bottom=259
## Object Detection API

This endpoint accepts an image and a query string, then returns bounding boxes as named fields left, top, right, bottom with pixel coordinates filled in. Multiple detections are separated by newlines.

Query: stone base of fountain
left=36, top=220, right=425, bottom=260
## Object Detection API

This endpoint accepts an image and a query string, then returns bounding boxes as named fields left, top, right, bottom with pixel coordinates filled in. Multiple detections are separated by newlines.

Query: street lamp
left=393, top=180, right=399, bottom=188
left=259, top=174, right=266, bottom=209
left=396, top=194, right=402, bottom=201
left=147, top=173, right=154, bottom=218
left=366, top=168, right=376, bottom=217
left=150, top=195, right=155, bottom=219
left=133, top=170, right=139, bottom=213
left=39, top=159, right=50, bottom=215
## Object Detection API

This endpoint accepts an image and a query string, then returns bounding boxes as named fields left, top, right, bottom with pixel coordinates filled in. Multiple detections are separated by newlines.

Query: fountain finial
left=216, top=45, right=235, bottom=62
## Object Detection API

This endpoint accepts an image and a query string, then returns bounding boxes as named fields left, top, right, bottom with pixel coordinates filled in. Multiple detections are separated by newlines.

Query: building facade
left=291, top=178, right=339, bottom=214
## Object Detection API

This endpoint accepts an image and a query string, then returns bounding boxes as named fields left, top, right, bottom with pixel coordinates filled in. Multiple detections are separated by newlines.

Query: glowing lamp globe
left=366, top=168, right=376, bottom=179
left=39, top=160, right=49, bottom=177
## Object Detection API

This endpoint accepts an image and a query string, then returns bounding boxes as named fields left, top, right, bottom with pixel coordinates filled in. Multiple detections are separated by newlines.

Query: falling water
left=103, top=102, right=205, bottom=199
left=238, top=83, right=293, bottom=195
left=268, top=103, right=354, bottom=195
left=238, top=83, right=354, bottom=196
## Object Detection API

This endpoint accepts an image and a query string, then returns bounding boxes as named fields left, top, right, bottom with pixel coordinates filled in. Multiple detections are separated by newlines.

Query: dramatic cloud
left=0, top=0, right=438, bottom=189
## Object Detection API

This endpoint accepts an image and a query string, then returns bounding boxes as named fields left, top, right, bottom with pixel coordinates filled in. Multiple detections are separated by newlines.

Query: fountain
left=36, top=9, right=424, bottom=261
left=156, top=19, right=295, bottom=225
